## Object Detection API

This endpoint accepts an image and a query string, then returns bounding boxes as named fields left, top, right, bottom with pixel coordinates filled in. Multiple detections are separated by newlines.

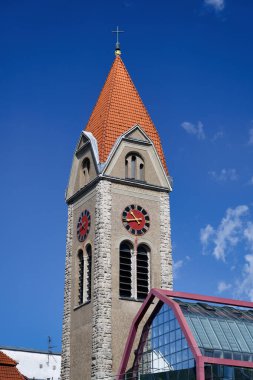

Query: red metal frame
left=116, top=289, right=253, bottom=380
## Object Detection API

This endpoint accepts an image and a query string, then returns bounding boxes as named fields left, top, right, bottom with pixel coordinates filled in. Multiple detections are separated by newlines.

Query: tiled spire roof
left=84, top=56, right=168, bottom=173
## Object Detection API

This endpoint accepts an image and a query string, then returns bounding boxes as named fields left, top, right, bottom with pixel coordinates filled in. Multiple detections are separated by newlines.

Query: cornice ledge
left=122, top=137, right=152, bottom=146
left=102, top=175, right=171, bottom=193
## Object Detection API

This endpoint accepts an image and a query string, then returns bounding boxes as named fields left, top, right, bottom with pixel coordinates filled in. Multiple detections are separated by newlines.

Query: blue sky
left=0, top=0, right=253, bottom=351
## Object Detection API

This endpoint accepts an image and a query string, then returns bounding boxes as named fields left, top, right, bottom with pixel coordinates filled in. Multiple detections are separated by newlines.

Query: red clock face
left=122, top=205, right=150, bottom=236
left=77, top=210, right=91, bottom=242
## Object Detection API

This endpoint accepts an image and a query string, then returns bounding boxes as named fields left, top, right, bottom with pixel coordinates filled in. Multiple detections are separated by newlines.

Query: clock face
left=122, top=205, right=150, bottom=236
left=77, top=210, right=91, bottom=242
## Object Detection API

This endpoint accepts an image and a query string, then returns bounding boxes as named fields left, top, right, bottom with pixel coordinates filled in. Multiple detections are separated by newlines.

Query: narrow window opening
left=125, top=153, right=144, bottom=181
left=78, top=250, right=84, bottom=305
left=137, top=245, right=149, bottom=300
left=131, top=156, right=136, bottom=179
left=125, top=159, right=128, bottom=178
left=140, top=163, right=144, bottom=181
left=119, top=242, right=132, bottom=298
left=86, top=244, right=92, bottom=301
left=82, top=157, right=90, bottom=185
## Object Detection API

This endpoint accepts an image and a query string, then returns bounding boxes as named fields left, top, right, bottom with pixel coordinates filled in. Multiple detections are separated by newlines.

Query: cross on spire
left=112, top=26, right=124, bottom=55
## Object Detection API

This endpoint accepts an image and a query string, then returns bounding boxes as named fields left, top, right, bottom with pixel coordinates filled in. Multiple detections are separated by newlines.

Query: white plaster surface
left=2, top=348, right=61, bottom=379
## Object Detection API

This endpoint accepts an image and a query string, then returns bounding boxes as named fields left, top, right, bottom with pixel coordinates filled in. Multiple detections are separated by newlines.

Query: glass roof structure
left=117, top=290, right=253, bottom=380
left=177, top=300, right=253, bottom=359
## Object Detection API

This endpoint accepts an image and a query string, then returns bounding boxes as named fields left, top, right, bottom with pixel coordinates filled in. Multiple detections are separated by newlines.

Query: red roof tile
left=0, top=352, right=17, bottom=366
left=0, top=352, right=26, bottom=380
left=0, top=367, right=26, bottom=380
left=85, top=56, right=168, bottom=173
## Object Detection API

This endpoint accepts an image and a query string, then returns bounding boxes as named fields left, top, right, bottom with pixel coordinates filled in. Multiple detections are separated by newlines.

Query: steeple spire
left=84, top=55, right=168, bottom=173
left=112, top=26, right=124, bottom=55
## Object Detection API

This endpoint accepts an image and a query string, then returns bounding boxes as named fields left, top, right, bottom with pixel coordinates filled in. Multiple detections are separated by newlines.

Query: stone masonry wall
left=160, top=192, right=173, bottom=289
left=91, top=180, right=113, bottom=380
left=61, top=205, right=73, bottom=380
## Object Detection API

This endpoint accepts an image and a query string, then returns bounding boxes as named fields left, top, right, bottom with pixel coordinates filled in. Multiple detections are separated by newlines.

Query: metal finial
left=112, top=26, right=124, bottom=56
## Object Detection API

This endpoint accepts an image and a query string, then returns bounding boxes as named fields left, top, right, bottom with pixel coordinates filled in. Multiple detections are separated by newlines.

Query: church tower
left=61, top=48, right=173, bottom=380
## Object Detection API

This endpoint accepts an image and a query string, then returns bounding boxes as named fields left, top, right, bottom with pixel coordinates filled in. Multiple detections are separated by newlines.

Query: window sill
left=119, top=296, right=146, bottom=303
left=74, top=300, right=91, bottom=311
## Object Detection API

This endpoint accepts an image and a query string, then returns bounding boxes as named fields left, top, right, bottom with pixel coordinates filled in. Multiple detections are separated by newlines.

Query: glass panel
left=205, top=364, right=253, bottom=380
left=134, top=303, right=195, bottom=379
left=209, top=319, right=230, bottom=351
left=200, top=318, right=221, bottom=350
left=220, top=321, right=240, bottom=352
left=184, top=316, right=202, bottom=347
left=190, top=316, right=212, bottom=348
left=239, top=323, right=253, bottom=352
left=228, top=321, right=250, bottom=352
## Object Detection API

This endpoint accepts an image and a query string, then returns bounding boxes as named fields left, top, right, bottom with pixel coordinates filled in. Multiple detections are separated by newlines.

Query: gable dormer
left=102, top=125, right=171, bottom=190
left=66, top=131, right=99, bottom=200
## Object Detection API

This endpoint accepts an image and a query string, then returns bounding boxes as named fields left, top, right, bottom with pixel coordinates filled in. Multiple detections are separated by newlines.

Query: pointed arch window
left=77, top=244, right=92, bottom=306
left=82, top=157, right=90, bottom=185
left=119, top=241, right=150, bottom=301
left=125, top=153, right=145, bottom=181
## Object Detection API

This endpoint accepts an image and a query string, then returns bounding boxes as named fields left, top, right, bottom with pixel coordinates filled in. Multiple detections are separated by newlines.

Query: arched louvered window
left=119, top=242, right=132, bottom=298
left=82, top=157, right=90, bottom=185
left=86, top=244, right=92, bottom=301
left=77, top=245, right=92, bottom=306
left=137, top=245, right=149, bottom=300
left=78, top=250, right=84, bottom=305
left=119, top=241, right=150, bottom=301
left=125, top=153, right=145, bottom=181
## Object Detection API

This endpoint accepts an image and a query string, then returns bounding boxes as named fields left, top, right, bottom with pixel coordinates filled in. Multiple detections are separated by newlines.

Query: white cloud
left=235, top=254, right=253, bottom=301
left=209, top=169, right=238, bottom=182
left=201, top=205, right=253, bottom=300
left=249, top=128, right=253, bottom=145
left=181, top=121, right=205, bottom=140
left=234, top=220, right=253, bottom=300
left=200, top=224, right=215, bottom=247
left=173, top=259, right=183, bottom=279
left=200, top=205, right=249, bottom=261
left=249, top=177, right=253, bottom=186
left=212, top=131, right=224, bottom=141
left=217, top=281, right=232, bottom=293
left=244, top=222, right=253, bottom=248
left=204, top=0, right=225, bottom=11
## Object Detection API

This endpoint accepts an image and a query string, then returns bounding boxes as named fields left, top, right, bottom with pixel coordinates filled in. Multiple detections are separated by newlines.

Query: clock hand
left=123, top=218, right=142, bottom=222
left=130, top=210, right=141, bottom=225
left=81, top=221, right=86, bottom=230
